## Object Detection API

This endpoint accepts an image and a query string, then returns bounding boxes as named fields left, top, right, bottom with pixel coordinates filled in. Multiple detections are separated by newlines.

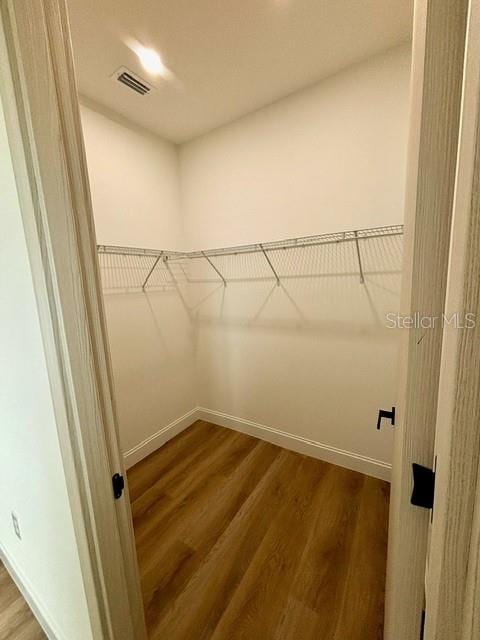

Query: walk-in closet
left=67, top=1, right=414, bottom=637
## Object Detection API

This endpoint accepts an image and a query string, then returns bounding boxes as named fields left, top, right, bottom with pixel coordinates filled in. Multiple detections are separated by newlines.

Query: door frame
left=425, top=0, right=480, bottom=636
left=385, top=1, right=470, bottom=638
left=0, top=0, right=146, bottom=638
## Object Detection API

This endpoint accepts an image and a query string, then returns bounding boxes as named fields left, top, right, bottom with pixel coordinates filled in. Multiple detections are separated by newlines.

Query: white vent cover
left=111, top=67, right=154, bottom=96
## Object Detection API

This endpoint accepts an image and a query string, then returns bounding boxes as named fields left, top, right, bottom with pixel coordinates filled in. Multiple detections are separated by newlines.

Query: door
left=385, top=1, right=469, bottom=638
left=0, top=0, right=146, bottom=638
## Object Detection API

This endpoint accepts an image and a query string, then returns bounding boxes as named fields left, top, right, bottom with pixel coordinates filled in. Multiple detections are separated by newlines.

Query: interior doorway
left=4, top=0, right=478, bottom=639
left=67, top=1, right=412, bottom=637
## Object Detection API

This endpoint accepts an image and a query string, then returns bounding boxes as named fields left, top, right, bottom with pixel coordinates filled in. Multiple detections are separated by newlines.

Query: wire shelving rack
left=96, top=224, right=404, bottom=292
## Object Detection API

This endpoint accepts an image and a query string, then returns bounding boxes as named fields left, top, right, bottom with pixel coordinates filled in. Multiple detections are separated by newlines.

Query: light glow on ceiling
left=126, top=39, right=172, bottom=78
left=137, top=47, right=164, bottom=75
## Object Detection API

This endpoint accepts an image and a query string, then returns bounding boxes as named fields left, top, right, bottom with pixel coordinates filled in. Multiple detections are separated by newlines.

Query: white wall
left=82, top=43, right=410, bottom=475
left=180, top=44, right=411, bottom=248
left=180, top=44, right=411, bottom=470
left=0, top=97, right=93, bottom=638
left=102, top=289, right=196, bottom=457
left=81, top=102, right=182, bottom=249
left=80, top=104, right=197, bottom=459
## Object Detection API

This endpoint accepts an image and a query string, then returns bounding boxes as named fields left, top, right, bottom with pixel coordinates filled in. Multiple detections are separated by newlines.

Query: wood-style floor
left=128, top=420, right=390, bottom=640
left=0, top=563, right=45, bottom=640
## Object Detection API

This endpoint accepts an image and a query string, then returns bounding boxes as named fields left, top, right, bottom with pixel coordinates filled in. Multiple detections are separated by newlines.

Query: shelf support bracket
left=260, top=244, right=280, bottom=286
left=202, top=251, right=227, bottom=286
left=354, top=231, right=365, bottom=284
left=142, top=252, right=163, bottom=290
left=163, top=257, right=192, bottom=317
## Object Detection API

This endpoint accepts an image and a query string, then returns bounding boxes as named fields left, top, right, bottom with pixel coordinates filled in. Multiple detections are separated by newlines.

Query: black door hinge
left=112, top=473, right=125, bottom=500
left=411, top=464, right=435, bottom=509
left=377, top=406, right=395, bottom=430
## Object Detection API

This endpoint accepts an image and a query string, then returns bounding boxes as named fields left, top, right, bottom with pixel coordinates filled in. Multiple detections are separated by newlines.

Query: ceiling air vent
left=112, top=67, right=153, bottom=96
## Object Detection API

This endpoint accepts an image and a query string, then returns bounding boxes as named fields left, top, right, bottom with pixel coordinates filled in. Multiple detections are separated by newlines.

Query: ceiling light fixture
left=124, top=38, right=174, bottom=81
left=136, top=45, right=165, bottom=76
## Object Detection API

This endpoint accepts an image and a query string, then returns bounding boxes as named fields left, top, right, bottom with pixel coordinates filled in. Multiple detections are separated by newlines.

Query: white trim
left=197, top=408, right=392, bottom=481
left=0, top=543, right=59, bottom=640
left=0, top=2, right=146, bottom=636
left=123, top=407, right=391, bottom=480
left=123, top=408, right=198, bottom=469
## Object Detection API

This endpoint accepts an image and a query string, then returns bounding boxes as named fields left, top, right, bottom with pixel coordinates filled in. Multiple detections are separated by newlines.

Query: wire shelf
left=97, top=224, right=403, bottom=291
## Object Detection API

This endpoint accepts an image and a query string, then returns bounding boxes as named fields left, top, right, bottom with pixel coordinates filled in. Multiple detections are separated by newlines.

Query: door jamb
left=385, top=0, right=469, bottom=638
left=425, top=0, right=480, bottom=635
left=0, top=1, right=146, bottom=638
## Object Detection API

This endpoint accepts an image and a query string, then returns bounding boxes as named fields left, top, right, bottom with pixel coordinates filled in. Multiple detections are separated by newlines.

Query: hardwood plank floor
left=0, top=563, right=45, bottom=640
left=127, top=420, right=390, bottom=640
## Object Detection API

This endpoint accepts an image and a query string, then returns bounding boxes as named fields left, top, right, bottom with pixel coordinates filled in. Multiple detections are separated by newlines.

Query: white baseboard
left=0, top=543, right=59, bottom=639
left=197, top=407, right=392, bottom=482
left=123, top=408, right=199, bottom=469
left=123, top=406, right=391, bottom=481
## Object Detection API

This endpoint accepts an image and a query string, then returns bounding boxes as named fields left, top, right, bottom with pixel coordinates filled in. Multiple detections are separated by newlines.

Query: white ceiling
left=67, top=0, right=413, bottom=143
